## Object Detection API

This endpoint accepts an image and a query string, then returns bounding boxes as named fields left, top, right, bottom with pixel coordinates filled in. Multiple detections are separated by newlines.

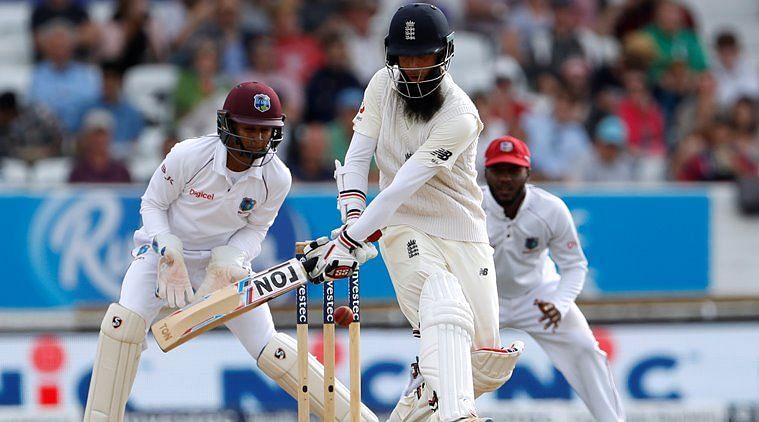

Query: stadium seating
left=123, top=64, right=179, bottom=126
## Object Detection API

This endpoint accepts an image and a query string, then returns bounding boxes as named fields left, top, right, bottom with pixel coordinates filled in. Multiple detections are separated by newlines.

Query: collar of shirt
left=212, top=140, right=263, bottom=182
left=485, top=183, right=534, bottom=222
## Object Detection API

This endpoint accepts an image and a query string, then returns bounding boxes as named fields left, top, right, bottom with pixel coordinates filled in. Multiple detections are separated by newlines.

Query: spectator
left=670, top=130, right=706, bottom=179
left=559, top=57, right=593, bottom=117
left=30, top=0, right=98, bottom=61
left=524, top=0, right=587, bottom=87
left=643, top=0, right=707, bottom=83
left=491, top=57, right=529, bottom=133
left=174, top=39, right=229, bottom=119
left=289, top=123, right=333, bottom=182
left=654, top=60, right=692, bottom=143
left=521, top=88, right=591, bottom=181
left=69, top=110, right=132, bottom=183
left=573, top=115, right=635, bottom=182
left=712, top=31, right=759, bottom=107
left=338, top=0, right=383, bottom=84
left=677, top=118, right=756, bottom=181
left=237, top=34, right=304, bottom=123
left=304, top=33, right=362, bottom=123
left=174, top=39, right=230, bottom=140
left=464, top=0, right=509, bottom=36
left=730, top=97, right=758, bottom=142
left=327, top=88, right=363, bottom=162
left=612, top=0, right=696, bottom=40
left=28, top=20, right=101, bottom=134
left=0, top=91, right=63, bottom=162
left=97, top=0, right=166, bottom=69
left=78, top=61, right=145, bottom=159
left=166, top=0, right=215, bottom=57
left=272, top=3, right=325, bottom=84
left=617, top=64, right=666, bottom=178
left=730, top=97, right=759, bottom=166
left=171, top=0, right=254, bottom=76
left=473, top=91, right=508, bottom=185
left=506, top=0, right=554, bottom=58
left=675, top=72, right=719, bottom=143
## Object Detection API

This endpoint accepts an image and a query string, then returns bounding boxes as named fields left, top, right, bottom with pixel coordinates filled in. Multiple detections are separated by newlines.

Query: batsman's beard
left=398, top=67, right=445, bottom=123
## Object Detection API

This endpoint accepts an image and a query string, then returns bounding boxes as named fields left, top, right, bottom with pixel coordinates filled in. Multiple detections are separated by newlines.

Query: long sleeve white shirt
left=483, top=184, right=588, bottom=316
left=344, top=68, right=488, bottom=243
left=135, top=134, right=292, bottom=262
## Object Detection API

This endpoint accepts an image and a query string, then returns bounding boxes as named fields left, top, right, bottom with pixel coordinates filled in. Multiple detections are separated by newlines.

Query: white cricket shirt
left=350, top=68, right=488, bottom=243
left=135, top=134, right=292, bottom=262
left=482, top=184, right=588, bottom=316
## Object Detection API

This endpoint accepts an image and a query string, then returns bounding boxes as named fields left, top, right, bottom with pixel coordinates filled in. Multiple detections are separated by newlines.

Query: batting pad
left=257, top=332, right=378, bottom=422
left=472, top=341, right=525, bottom=396
left=419, top=271, right=477, bottom=421
left=84, top=303, right=146, bottom=422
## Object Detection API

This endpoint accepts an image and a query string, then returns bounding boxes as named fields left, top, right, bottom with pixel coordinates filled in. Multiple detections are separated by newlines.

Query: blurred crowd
left=0, top=0, right=757, bottom=185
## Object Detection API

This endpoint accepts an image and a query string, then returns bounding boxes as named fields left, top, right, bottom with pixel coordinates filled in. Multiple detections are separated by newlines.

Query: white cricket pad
left=84, top=303, right=147, bottom=422
left=419, top=271, right=477, bottom=421
left=390, top=340, right=525, bottom=421
left=472, top=341, right=525, bottom=397
left=257, top=332, right=378, bottom=422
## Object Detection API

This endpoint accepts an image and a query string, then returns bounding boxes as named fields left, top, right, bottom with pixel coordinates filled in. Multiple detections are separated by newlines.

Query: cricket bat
left=151, top=254, right=309, bottom=352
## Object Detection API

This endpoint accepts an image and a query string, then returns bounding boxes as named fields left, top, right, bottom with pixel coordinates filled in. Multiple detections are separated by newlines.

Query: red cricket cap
left=484, top=136, right=531, bottom=168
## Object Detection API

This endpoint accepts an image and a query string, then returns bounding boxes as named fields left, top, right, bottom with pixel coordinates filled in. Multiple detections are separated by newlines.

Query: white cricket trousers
left=379, top=225, right=501, bottom=349
left=499, top=281, right=625, bottom=422
left=118, top=248, right=276, bottom=358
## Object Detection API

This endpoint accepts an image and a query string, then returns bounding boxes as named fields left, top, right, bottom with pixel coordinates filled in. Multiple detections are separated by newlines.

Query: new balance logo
left=407, top=239, right=419, bottom=258
left=479, top=268, right=489, bottom=276
left=430, top=148, right=452, bottom=161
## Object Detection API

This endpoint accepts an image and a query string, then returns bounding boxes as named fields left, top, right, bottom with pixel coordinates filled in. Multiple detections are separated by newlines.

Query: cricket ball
left=334, top=305, right=354, bottom=327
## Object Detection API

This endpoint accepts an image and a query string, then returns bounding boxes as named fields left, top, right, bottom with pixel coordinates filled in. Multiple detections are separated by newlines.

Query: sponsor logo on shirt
left=479, top=267, right=489, bottom=276
left=189, top=188, right=215, bottom=201
left=430, top=148, right=452, bottom=163
left=161, top=163, right=174, bottom=184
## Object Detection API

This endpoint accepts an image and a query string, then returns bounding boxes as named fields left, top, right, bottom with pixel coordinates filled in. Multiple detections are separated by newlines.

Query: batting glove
left=153, top=233, right=194, bottom=308
left=302, top=229, right=378, bottom=283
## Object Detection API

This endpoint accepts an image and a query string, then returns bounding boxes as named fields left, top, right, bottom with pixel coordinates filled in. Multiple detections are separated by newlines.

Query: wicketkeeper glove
left=195, top=245, right=251, bottom=300
left=152, top=233, right=193, bottom=308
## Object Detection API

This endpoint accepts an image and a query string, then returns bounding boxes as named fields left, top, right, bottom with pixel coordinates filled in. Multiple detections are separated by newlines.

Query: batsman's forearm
left=347, top=158, right=437, bottom=240
left=340, top=132, right=377, bottom=194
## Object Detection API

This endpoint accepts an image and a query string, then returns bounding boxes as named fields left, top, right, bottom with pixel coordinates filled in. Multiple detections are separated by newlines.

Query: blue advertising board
left=1, top=186, right=709, bottom=308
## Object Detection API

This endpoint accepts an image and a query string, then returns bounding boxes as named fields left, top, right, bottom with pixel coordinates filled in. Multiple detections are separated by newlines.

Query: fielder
left=482, top=136, right=625, bottom=421
left=303, top=4, right=522, bottom=421
left=83, top=82, right=377, bottom=422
